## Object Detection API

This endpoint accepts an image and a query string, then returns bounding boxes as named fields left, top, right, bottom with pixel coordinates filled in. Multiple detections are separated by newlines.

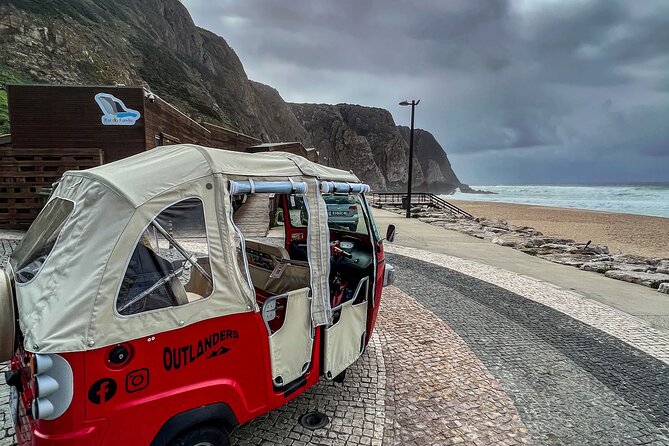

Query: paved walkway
left=3, top=210, right=669, bottom=444
left=372, top=208, right=669, bottom=330
left=387, top=250, right=669, bottom=444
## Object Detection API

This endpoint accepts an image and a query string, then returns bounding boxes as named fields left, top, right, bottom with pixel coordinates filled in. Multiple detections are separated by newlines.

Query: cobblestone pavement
left=0, top=233, right=530, bottom=445
left=376, top=287, right=529, bottom=446
left=230, top=333, right=387, bottom=446
left=0, top=237, right=20, bottom=269
left=3, top=233, right=669, bottom=445
left=386, top=245, right=669, bottom=364
left=388, top=251, right=669, bottom=445
left=1, top=362, right=16, bottom=445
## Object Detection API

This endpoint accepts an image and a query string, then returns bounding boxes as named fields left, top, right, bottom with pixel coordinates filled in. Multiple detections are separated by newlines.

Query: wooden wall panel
left=203, top=122, right=261, bottom=151
left=143, top=97, right=211, bottom=149
left=8, top=85, right=146, bottom=162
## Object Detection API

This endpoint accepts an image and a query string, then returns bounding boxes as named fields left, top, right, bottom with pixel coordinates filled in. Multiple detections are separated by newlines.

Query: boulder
left=491, top=235, right=526, bottom=247
left=480, top=219, right=509, bottom=231
left=540, top=243, right=580, bottom=253
left=656, top=260, right=669, bottom=275
left=610, top=254, right=658, bottom=265
left=659, top=283, right=669, bottom=294
left=581, top=261, right=617, bottom=273
left=604, top=270, right=669, bottom=288
left=611, top=263, right=651, bottom=273
left=523, top=237, right=576, bottom=248
left=584, top=244, right=609, bottom=255
left=538, top=253, right=594, bottom=267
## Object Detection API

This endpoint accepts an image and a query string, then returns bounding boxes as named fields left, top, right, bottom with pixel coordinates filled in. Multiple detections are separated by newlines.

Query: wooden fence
left=0, top=148, right=104, bottom=227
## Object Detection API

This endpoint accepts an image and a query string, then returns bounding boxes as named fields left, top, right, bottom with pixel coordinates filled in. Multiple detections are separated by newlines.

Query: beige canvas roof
left=12, top=145, right=361, bottom=353
left=77, top=144, right=359, bottom=207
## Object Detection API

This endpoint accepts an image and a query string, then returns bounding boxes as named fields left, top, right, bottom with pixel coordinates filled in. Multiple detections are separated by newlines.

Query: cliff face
left=291, top=103, right=461, bottom=192
left=398, top=126, right=462, bottom=192
left=0, top=0, right=463, bottom=191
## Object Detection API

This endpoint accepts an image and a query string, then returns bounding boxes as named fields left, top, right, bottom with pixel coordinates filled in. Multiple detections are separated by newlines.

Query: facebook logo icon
left=88, top=378, right=117, bottom=404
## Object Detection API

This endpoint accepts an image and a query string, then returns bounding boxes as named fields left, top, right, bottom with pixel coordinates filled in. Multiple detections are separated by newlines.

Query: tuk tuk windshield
left=11, top=197, right=74, bottom=284
left=286, top=194, right=372, bottom=235
left=323, top=194, right=368, bottom=234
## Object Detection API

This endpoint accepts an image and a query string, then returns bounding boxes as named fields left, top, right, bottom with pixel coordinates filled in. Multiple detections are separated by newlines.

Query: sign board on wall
left=94, top=93, right=141, bottom=126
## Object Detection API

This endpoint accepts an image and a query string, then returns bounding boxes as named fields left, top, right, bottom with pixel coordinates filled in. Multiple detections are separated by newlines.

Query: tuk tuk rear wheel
left=168, top=425, right=230, bottom=446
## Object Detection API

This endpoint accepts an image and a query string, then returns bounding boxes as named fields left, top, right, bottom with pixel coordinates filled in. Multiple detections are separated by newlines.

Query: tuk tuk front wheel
left=168, top=425, right=230, bottom=446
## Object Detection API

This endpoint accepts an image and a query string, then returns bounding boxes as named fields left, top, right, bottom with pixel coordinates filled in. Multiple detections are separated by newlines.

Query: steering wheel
left=330, top=241, right=353, bottom=259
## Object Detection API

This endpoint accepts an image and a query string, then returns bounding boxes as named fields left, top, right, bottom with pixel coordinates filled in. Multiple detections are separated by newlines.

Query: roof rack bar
left=320, top=182, right=370, bottom=194
left=229, top=180, right=308, bottom=195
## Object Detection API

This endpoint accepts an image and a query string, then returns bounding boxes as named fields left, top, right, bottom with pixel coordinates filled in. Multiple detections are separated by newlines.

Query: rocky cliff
left=0, top=0, right=463, bottom=191
left=398, top=126, right=462, bottom=192
left=289, top=103, right=462, bottom=192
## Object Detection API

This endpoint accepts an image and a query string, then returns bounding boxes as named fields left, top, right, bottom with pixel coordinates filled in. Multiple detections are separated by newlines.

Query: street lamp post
left=399, top=99, right=420, bottom=218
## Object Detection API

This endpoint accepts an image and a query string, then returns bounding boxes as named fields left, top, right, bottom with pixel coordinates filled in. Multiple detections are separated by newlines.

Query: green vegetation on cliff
left=0, top=65, right=27, bottom=134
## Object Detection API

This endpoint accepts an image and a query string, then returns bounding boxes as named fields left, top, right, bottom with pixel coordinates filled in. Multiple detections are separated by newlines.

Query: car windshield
left=284, top=193, right=375, bottom=237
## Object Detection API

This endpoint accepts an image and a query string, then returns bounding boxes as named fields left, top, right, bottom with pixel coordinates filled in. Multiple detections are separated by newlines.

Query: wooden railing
left=369, top=192, right=474, bottom=219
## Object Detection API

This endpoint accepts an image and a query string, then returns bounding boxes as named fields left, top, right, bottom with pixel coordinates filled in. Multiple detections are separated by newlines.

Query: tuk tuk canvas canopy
left=77, top=144, right=359, bottom=207
left=11, top=145, right=362, bottom=353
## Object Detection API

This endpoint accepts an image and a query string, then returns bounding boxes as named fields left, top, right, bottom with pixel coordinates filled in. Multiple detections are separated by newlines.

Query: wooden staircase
left=234, top=194, right=271, bottom=238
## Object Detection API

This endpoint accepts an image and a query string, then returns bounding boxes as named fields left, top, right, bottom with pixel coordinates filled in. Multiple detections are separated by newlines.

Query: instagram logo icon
left=125, top=368, right=149, bottom=393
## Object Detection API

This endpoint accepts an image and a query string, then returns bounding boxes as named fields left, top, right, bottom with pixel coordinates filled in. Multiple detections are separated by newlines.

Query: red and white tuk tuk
left=0, top=144, right=395, bottom=446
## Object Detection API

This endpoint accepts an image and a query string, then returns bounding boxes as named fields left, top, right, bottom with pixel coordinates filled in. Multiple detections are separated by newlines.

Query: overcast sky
left=182, top=0, right=669, bottom=185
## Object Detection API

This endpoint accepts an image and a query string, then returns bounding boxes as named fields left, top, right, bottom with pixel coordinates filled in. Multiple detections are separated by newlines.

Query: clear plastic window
left=11, top=198, right=74, bottom=284
left=116, top=198, right=213, bottom=316
left=286, top=194, right=308, bottom=228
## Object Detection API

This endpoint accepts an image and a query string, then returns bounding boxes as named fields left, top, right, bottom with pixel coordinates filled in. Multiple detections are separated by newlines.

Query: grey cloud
left=182, top=0, right=669, bottom=183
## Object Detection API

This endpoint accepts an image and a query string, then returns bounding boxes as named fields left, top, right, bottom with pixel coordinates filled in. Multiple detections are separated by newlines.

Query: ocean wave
left=449, top=184, right=669, bottom=218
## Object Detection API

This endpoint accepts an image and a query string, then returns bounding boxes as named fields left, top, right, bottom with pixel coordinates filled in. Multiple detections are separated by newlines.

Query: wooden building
left=1, top=84, right=316, bottom=227
left=6, top=84, right=261, bottom=161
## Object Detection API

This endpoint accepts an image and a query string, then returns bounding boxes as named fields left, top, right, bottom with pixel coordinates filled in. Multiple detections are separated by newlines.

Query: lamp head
left=399, top=101, right=410, bottom=106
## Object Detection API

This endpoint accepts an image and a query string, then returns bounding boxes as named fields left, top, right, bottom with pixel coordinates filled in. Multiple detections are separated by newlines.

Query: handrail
left=369, top=192, right=473, bottom=219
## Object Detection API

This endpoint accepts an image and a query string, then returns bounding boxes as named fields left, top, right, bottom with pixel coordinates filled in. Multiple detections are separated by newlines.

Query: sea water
left=448, top=183, right=669, bottom=219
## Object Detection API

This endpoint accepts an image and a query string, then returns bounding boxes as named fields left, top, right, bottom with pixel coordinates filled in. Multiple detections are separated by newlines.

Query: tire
left=168, top=425, right=230, bottom=446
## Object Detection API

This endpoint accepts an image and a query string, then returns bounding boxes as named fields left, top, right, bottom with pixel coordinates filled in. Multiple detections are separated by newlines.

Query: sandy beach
left=449, top=199, right=669, bottom=259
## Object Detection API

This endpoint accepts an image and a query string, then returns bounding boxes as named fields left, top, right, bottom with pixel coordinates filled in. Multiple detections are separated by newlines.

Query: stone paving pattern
left=389, top=252, right=669, bottom=445
left=230, top=333, right=386, bottom=446
left=376, top=287, right=529, bottom=446
left=387, top=244, right=669, bottom=365
left=1, top=363, right=16, bottom=446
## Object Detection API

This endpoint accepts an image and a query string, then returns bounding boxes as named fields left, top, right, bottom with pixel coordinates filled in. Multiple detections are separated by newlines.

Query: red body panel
left=369, top=242, right=385, bottom=339
left=13, top=311, right=324, bottom=446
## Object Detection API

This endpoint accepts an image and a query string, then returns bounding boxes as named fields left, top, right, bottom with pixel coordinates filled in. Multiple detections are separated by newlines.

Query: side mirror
left=385, top=224, right=396, bottom=243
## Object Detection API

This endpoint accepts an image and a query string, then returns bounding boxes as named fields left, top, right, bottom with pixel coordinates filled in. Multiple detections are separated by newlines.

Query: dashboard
left=332, top=236, right=373, bottom=271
